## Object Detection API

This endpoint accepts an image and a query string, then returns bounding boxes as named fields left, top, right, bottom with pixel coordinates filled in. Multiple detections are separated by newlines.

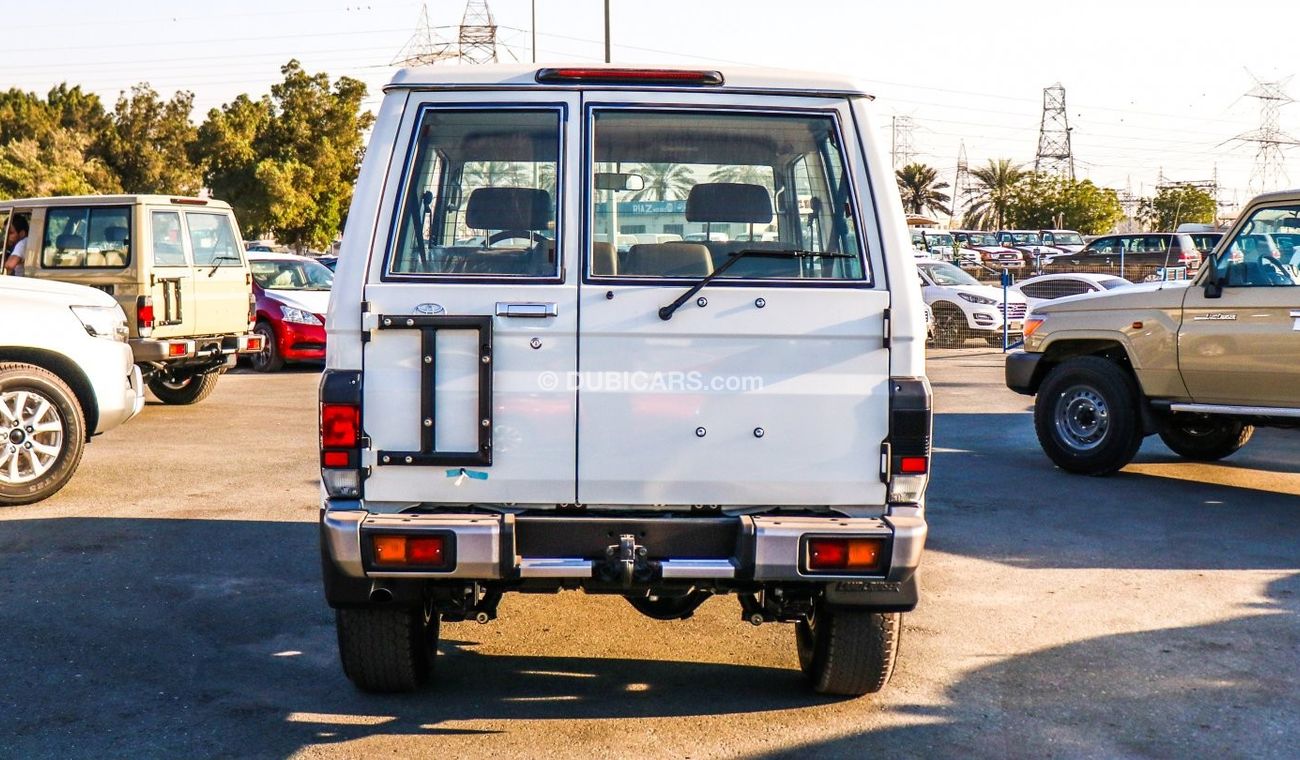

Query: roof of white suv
left=387, top=64, right=874, bottom=98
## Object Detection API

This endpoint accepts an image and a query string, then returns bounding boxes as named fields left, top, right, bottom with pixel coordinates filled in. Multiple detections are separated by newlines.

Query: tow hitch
left=602, top=533, right=650, bottom=587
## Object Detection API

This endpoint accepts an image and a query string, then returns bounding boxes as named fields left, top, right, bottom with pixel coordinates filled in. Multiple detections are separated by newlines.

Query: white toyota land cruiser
left=319, top=65, right=931, bottom=697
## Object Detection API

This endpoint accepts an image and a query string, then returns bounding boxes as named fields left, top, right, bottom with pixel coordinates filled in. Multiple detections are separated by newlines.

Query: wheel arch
left=0, top=348, right=98, bottom=438
left=1034, top=337, right=1159, bottom=434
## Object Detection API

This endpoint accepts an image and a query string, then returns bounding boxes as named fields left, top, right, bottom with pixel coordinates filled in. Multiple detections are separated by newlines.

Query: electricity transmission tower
left=392, top=1, right=504, bottom=67
left=1035, top=83, right=1075, bottom=180
left=1226, top=76, right=1299, bottom=195
left=891, top=115, right=916, bottom=169
left=950, top=141, right=969, bottom=227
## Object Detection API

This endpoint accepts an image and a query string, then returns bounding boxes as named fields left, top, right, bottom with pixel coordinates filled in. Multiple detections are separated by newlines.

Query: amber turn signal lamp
left=807, top=537, right=887, bottom=572
left=371, top=535, right=446, bottom=566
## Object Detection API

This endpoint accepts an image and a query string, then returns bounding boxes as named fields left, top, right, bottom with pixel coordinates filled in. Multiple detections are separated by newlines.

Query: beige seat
left=591, top=241, right=617, bottom=275
left=84, top=251, right=107, bottom=267
left=622, top=242, right=713, bottom=277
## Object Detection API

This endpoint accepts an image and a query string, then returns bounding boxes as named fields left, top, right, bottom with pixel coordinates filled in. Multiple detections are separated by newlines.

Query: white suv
left=319, top=65, right=931, bottom=697
left=917, top=259, right=1029, bottom=347
left=0, top=277, right=143, bottom=504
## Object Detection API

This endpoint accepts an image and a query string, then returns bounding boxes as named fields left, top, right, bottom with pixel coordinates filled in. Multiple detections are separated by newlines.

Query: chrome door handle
left=495, top=302, right=558, bottom=318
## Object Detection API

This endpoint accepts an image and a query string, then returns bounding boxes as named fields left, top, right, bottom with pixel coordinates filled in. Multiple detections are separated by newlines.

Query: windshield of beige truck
left=588, top=110, right=866, bottom=281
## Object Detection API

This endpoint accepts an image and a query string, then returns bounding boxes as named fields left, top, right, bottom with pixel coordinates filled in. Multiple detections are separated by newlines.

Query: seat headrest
left=685, top=183, right=773, bottom=224
left=56, top=233, right=85, bottom=250
left=103, top=226, right=129, bottom=244
left=465, top=187, right=552, bottom=231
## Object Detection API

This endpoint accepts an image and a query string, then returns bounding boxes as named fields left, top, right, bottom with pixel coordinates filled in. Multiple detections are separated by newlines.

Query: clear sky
left=3, top=0, right=1297, bottom=210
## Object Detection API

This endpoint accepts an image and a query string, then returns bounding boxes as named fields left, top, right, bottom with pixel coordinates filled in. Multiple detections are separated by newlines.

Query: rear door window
left=185, top=212, right=242, bottom=268
left=386, top=108, right=562, bottom=278
left=151, top=210, right=188, bottom=266
left=41, top=206, right=131, bottom=268
left=588, top=109, right=866, bottom=281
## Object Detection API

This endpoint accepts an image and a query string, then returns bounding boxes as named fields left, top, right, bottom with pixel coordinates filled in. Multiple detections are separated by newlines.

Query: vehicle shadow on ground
left=928, top=412, right=1300, bottom=570
left=0, top=517, right=825, bottom=759
left=758, top=572, right=1300, bottom=759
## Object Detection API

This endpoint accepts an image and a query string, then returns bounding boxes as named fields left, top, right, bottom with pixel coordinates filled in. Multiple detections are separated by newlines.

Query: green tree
left=962, top=158, right=1025, bottom=230
left=894, top=162, right=951, bottom=217
left=1006, top=173, right=1124, bottom=235
left=93, top=84, right=200, bottom=194
left=709, top=164, right=775, bottom=194
left=195, top=60, right=373, bottom=249
left=1137, top=185, right=1217, bottom=231
left=630, top=163, right=694, bottom=201
left=0, top=128, right=120, bottom=199
left=463, top=161, right=528, bottom=189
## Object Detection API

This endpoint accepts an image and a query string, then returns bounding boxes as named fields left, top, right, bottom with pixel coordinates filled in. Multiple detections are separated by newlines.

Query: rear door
left=183, top=208, right=250, bottom=336
left=362, top=93, right=579, bottom=505
left=145, top=207, right=198, bottom=338
left=576, top=94, right=891, bottom=506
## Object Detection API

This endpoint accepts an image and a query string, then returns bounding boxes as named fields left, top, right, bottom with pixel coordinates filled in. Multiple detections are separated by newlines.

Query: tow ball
left=603, top=533, right=649, bottom=587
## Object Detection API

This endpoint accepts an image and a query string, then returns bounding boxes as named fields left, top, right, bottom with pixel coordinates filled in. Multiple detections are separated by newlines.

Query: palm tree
left=463, top=161, right=527, bottom=189
left=962, top=159, right=1024, bottom=230
left=630, top=163, right=695, bottom=201
left=709, top=164, right=775, bottom=194
left=895, top=163, right=951, bottom=217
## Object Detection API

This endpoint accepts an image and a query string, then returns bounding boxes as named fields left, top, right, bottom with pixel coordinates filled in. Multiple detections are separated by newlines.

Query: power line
left=1224, top=75, right=1299, bottom=195
left=891, top=115, right=916, bottom=168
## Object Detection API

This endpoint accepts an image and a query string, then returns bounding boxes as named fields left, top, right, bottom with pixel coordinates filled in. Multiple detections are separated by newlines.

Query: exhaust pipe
left=368, top=584, right=394, bottom=603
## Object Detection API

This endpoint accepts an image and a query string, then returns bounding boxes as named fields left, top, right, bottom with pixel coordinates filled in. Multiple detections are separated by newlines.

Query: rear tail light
left=882, top=377, right=932, bottom=504
left=806, top=537, right=887, bottom=572
left=320, top=370, right=364, bottom=498
left=136, top=295, right=154, bottom=337
left=248, top=292, right=256, bottom=329
left=370, top=534, right=447, bottom=567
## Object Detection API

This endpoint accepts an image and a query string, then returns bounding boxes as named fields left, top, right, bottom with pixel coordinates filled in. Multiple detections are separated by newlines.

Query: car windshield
left=1050, top=232, right=1083, bottom=245
left=924, top=233, right=955, bottom=248
left=250, top=258, right=334, bottom=290
left=1008, top=232, right=1041, bottom=244
left=919, top=261, right=980, bottom=286
left=962, top=233, right=999, bottom=246
left=1100, top=278, right=1131, bottom=290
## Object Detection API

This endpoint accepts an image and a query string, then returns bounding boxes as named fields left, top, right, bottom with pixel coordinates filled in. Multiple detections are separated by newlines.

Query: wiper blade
left=658, top=249, right=851, bottom=321
left=207, top=255, right=241, bottom=277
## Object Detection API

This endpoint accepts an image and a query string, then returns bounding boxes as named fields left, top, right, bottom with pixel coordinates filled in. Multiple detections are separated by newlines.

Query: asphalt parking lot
left=1, top=352, right=1297, bottom=759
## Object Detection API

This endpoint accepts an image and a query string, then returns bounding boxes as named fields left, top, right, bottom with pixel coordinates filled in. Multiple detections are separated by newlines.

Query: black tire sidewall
left=1158, top=416, right=1253, bottom=461
left=0, top=365, right=86, bottom=506
left=932, top=304, right=966, bottom=348
left=1035, top=357, right=1143, bottom=475
left=147, top=370, right=221, bottom=405
left=251, top=322, right=282, bottom=373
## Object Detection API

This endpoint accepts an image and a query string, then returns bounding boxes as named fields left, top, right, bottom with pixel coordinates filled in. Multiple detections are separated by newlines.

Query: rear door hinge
left=361, top=310, right=379, bottom=342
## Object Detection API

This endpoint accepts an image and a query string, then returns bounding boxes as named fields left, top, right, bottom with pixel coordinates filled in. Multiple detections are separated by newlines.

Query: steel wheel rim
left=254, top=326, right=275, bottom=369
left=0, top=389, right=65, bottom=485
left=1055, top=385, right=1109, bottom=451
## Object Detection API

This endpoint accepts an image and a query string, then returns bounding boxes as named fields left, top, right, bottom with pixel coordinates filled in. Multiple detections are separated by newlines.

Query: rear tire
left=0, top=363, right=87, bottom=506
left=1034, top=356, right=1143, bottom=475
left=336, top=605, right=439, bottom=693
left=148, top=370, right=221, bottom=405
left=796, top=603, right=901, bottom=697
left=1158, top=415, right=1253, bottom=461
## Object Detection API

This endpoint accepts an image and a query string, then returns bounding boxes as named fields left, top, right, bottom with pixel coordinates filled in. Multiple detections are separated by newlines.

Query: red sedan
left=248, top=252, right=333, bottom=372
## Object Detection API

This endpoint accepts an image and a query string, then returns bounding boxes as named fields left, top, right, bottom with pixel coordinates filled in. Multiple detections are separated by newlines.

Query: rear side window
left=151, top=210, right=187, bottom=266
left=388, top=108, right=562, bottom=278
left=588, top=110, right=866, bottom=281
left=41, top=206, right=131, bottom=268
left=186, top=212, right=242, bottom=267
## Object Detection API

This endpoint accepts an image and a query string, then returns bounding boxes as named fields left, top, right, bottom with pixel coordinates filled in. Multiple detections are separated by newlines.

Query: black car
left=1045, top=232, right=1202, bottom=277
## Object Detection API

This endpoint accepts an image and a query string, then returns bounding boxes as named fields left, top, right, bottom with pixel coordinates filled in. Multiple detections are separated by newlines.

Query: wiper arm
left=658, top=249, right=850, bottom=321
left=207, top=255, right=241, bottom=277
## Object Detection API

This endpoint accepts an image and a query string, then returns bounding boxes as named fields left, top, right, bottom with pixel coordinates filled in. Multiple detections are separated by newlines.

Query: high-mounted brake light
left=535, top=67, right=724, bottom=86
left=169, top=197, right=208, bottom=206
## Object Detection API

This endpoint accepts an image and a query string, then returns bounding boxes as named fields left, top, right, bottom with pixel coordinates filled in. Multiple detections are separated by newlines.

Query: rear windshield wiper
left=658, top=249, right=852, bottom=321
left=207, top=255, right=242, bottom=277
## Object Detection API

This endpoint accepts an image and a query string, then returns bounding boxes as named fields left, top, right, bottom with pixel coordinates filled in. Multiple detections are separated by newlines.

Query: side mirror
left=1203, top=257, right=1223, bottom=298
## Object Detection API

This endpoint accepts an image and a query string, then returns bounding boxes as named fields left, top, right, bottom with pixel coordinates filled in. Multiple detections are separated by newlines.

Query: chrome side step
left=1168, top=402, right=1300, bottom=419
left=660, top=559, right=736, bottom=579
left=518, top=558, right=592, bottom=578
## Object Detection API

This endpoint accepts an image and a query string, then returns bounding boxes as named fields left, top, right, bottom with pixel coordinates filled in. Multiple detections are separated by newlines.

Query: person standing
left=4, top=215, right=29, bottom=276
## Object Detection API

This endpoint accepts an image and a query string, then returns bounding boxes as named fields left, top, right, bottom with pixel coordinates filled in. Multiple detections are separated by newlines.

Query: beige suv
left=0, top=196, right=263, bottom=405
left=1006, top=189, right=1300, bottom=474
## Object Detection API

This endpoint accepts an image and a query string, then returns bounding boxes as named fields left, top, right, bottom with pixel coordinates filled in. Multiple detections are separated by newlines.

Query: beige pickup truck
left=1006, top=189, right=1300, bottom=474
left=1, top=196, right=263, bottom=405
